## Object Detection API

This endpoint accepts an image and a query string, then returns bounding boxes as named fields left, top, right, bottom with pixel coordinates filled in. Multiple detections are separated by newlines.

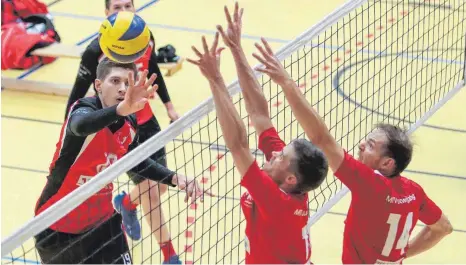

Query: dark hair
left=376, top=123, right=413, bottom=177
left=96, top=58, right=137, bottom=81
left=289, top=139, right=328, bottom=193
left=105, top=0, right=134, bottom=9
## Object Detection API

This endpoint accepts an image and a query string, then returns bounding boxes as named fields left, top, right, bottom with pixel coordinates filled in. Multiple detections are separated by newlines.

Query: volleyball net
left=2, top=0, right=465, bottom=264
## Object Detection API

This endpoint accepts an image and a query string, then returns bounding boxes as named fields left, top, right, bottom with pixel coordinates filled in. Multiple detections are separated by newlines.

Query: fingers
left=252, top=52, right=267, bottom=66
left=202, top=36, right=209, bottom=54
left=128, top=71, right=135, bottom=88
left=146, top=84, right=158, bottom=96
left=233, top=2, right=239, bottom=23
left=191, top=182, right=198, bottom=204
left=216, top=25, right=228, bottom=42
left=145, top=73, right=157, bottom=88
left=261, top=37, right=274, bottom=55
left=254, top=66, right=273, bottom=76
left=137, top=70, right=149, bottom=87
left=254, top=42, right=270, bottom=59
left=239, top=7, right=244, bottom=22
left=187, top=58, right=201, bottom=66
left=216, top=47, right=226, bottom=56
left=224, top=5, right=233, bottom=26
left=192, top=45, right=202, bottom=58
left=211, top=32, right=220, bottom=54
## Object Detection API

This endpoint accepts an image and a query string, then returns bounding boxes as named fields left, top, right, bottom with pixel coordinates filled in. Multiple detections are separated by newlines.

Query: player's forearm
left=231, top=48, right=271, bottom=128
left=209, top=76, right=249, bottom=151
left=130, top=158, right=176, bottom=187
left=406, top=226, right=450, bottom=258
left=68, top=105, right=122, bottom=137
left=279, top=78, right=343, bottom=170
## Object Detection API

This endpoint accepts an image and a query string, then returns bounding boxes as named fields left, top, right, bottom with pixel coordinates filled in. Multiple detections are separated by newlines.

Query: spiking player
left=65, top=0, right=183, bottom=263
left=251, top=31, right=453, bottom=264
left=188, top=3, right=329, bottom=263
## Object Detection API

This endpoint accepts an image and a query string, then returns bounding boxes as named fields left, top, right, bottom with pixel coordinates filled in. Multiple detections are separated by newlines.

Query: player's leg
left=83, top=213, right=133, bottom=264
left=35, top=228, right=85, bottom=264
left=123, top=170, right=181, bottom=264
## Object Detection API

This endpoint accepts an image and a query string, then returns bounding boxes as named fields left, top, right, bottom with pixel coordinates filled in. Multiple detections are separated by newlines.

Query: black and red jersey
left=36, top=96, right=175, bottom=234
left=65, top=31, right=171, bottom=118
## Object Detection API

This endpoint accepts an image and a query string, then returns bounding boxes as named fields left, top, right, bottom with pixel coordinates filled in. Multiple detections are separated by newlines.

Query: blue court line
left=1, top=257, right=39, bottom=264
left=17, top=0, right=161, bottom=80
left=47, top=11, right=463, bottom=66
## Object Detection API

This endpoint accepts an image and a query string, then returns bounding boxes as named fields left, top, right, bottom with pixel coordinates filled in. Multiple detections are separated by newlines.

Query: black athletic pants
left=34, top=213, right=131, bottom=264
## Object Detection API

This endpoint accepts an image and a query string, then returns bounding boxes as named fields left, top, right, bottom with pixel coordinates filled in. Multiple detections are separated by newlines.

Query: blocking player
left=66, top=0, right=182, bottom=263
left=188, top=5, right=328, bottom=264
left=35, top=58, right=209, bottom=264
left=252, top=36, right=453, bottom=263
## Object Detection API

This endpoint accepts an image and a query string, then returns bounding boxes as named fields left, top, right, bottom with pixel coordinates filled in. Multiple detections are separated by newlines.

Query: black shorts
left=129, top=115, right=168, bottom=185
left=34, top=213, right=131, bottom=264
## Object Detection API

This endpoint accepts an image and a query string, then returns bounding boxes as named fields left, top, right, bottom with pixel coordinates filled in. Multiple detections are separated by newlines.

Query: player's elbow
left=442, top=220, right=453, bottom=235
left=430, top=214, right=453, bottom=235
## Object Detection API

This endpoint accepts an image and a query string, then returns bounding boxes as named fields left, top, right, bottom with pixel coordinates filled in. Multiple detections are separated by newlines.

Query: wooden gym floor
left=1, top=0, right=466, bottom=264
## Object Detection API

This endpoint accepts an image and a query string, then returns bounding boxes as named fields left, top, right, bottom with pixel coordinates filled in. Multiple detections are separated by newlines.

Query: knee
left=146, top=182, right=168, bottom=203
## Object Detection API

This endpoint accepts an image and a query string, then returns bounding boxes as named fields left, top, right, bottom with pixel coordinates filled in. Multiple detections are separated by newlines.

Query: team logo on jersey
left=242, top=192, right=253, bottom=208
left=386, top=194, right=416, bottom=204
left=96, top=153, right=118, bottom=173
left=76, top=153, right=117, bottom=191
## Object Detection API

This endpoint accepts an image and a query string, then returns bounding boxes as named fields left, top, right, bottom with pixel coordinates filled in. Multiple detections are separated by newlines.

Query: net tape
left=2, top=0, right=465, bottom=263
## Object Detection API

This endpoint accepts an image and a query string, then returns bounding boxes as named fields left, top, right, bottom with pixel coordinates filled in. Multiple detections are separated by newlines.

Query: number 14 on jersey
left=382, top=212, right=413, bottom=257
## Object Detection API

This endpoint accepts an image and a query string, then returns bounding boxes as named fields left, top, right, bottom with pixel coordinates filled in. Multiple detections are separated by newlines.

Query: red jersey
left=35, top=97, right=136, bottom=234
left=334, top=151, right=443, bottom=264
left=240, top=127, right=312, bottom=264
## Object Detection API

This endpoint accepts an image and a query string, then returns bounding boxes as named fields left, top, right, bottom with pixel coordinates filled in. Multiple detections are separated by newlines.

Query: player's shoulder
left=397, top=175, right=426, bottom=193
left=72, top=96, right=100, bottom=111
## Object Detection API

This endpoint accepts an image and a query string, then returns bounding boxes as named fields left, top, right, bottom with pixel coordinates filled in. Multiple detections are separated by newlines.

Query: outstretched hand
left=187, top=32, right=225, bottom=81
left=173, top=174, right=215, bottom=204
left=217, top=2, right=244, bottom=50
left=117, top=70, right=157, bottom=116
left=253, top=38, right=292, bottom=86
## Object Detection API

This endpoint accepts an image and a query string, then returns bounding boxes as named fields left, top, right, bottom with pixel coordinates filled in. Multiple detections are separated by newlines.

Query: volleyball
left=98, top=11, right=150, bottom=63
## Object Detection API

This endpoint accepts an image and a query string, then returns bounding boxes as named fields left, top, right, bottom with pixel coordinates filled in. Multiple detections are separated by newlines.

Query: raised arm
left=253, top=39, right=345, bottom=172
left=217, top=3, right=273, bottom=135
left=187, top=33, right=254, bottom=177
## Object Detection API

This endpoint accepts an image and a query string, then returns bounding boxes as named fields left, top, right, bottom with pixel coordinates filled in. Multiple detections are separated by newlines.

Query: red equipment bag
left=1, top=0, right=49, bottom=25
left=1, top=14, right=61, bottom=70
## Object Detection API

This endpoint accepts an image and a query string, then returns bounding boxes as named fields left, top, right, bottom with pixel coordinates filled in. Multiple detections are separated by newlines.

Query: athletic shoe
left=113, top=191, right=141, bottom=241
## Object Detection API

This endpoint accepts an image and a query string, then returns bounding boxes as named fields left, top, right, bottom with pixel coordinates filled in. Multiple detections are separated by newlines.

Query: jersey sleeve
left=65, top=42, right=99, bottom=119
left=240, top=161, right=290, bottom=216
left=333, top=150, right=384, bottom=193
left=128, top=157, right=176, bottom=187
left=258, top=127, right=286, bottom=161
left=67, top=101, right=122, bottom=137
left=418, top=189, right=442, bottom=225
